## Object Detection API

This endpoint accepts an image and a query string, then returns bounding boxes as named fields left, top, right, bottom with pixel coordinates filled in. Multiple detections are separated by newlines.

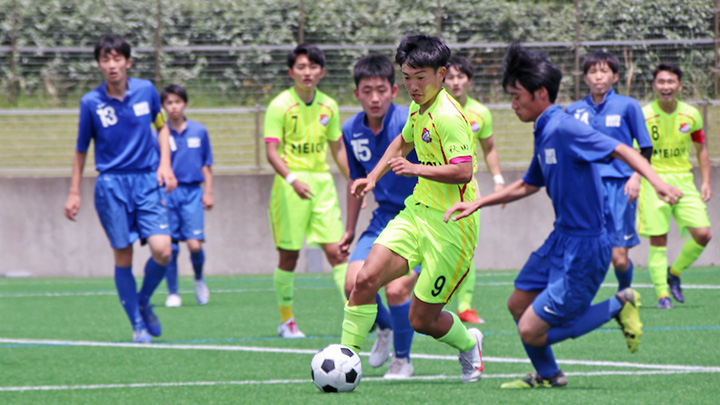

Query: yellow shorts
left=637, top=172, right=710, bottom=237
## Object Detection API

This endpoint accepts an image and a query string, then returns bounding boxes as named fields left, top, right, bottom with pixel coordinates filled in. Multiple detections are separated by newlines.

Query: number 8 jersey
left=642, top=100, right=706, bottom=173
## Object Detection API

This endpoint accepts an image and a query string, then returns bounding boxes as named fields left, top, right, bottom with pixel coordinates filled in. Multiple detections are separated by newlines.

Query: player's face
left=445, top=66, right=471, bottom=100
left=507, top=81, right=545, bottom=123
left=354, top=77, right=398, bottom=122
left=97, top=49, right=131, bottom=85
left=402, top=64, right=446, bottom=107
left=289, top=54, right=326, bottom=91
left=162, top=93, right=186, bottom=120
left=584, top=62, right=618, bottom=98
left=652, top=70, right=682, bottom=103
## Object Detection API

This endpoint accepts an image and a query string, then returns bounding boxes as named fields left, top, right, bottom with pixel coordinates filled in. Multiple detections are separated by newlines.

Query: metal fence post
left=8, top=0, right=19, bottom=105
left=298, top=0, right=306, bottom=44
left=573, top=0, right=581, bottom=101
left=436, top=0, right=443, bottom=38
left=255, top=102, right=262, bottom=171
left=714, top=0, right=719, bottom=98
left=154, top=0, right=163, bottom=87
left=702, top=97, right=709, bottom=134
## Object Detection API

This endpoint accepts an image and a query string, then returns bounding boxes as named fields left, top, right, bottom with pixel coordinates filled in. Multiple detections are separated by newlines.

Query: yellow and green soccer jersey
left=264, top=87, right=341, bottom=172
left=463, top=97, right=493, bottom=173
left=401, top=88, right=476, bottom=211
left=642, top=100, right=706, bottom=173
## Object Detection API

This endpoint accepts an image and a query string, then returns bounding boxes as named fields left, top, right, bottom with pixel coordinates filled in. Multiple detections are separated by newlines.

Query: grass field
left=1, top=266, right=718, bottom=404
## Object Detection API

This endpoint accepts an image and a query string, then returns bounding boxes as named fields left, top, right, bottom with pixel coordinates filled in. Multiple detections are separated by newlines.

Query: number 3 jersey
left=264, top=87, right=341, bottom=173
left=77, top=77, right=166, bottom=173
left=642, top=100, right=706, bottom=173
left=341, top=103, right=418, bottom=213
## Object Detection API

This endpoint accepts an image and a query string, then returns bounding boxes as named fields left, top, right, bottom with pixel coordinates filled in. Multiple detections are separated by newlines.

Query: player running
left=566, top=51, right=653, bottom=292
left=341, top=35, right=484, bottom=384
left=445, top=44, right=682, bottom=388
left=265, top=43, right=350, bottom=338
left=445, top=55, right=506, bottom=324
left=160, top=84, right=214, bottom=308
left=639, top=62, right=712, bottom=309
left=339, top=54, right=420, bottom=378
left=64, top=34, right=177, bottom=343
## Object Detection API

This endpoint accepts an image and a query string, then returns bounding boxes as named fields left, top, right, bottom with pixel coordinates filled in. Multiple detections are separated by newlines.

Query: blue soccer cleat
left=657, top=296, right=673, bottom=309
left=139, top=304, right=162, bottom=337
left=667, top=268, right=685, bottom=303
left=133, top=327, right=153, bottom=343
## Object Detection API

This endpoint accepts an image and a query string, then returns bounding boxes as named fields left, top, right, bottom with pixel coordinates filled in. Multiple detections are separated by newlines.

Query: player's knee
left=507, top=297, right=524, bottom=321
left=354, top=271, right=380, bottom=295
left=517, top=324, right=543, bottom=347
left=384, top=284, right=411, bottom=306
left=153, top=249, right=171, bottom=266
left=408, top=314, right=431, bottom=335
left=613, top=256, right=629, bottom=271
left=694, top=229, right=712, bottom=246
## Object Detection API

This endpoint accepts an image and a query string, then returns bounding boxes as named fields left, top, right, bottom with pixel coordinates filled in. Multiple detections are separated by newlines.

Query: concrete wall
left=1, top=168, right=718, bottom=277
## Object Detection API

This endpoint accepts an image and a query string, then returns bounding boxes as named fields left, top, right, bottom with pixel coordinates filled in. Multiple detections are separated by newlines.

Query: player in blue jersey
left=160, top=84, right=214, bottom=308
left=445, top=44, right=681, bottom=388
left=64, top=34, right=177, bottom=343
left=566, top=52, right=653, bottom=292
left=338, top=54, right=419, bottom=379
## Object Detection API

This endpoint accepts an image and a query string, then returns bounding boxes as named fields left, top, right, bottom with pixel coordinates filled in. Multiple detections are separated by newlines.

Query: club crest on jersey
left=319, top=114, right=329, bottom=126
left=470, top=121, right=480, bottom=133
left=421, top=128, right=432, bottom=143
left=679, top=123, right=691, bottom=133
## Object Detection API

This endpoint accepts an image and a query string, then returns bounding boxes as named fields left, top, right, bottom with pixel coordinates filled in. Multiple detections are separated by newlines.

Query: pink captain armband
left=449, top=155, right=473, bottom=164
left=265, top=138, right=280, bottom=143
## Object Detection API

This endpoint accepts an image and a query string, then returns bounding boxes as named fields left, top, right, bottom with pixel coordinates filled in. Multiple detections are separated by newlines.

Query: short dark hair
left=94, top=34, right=131, bottom=61
left=582, top=51, right=619, bottom=75
left=395, top=35, right=450, bottom=71
left=353, top=54, right=395, bottom=87
left=652, top=62, right=683, bottom=81
left=447, top=55, right=474, bottom=80
left=161, top=84, right=188, bottom=104
left=287, top=43, right=325, bottom=68
left=502, top=43, right=562, bottom=103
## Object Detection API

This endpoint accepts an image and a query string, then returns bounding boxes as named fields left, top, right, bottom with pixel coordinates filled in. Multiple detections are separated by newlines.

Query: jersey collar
left=534, top=105, right=561, bottom=136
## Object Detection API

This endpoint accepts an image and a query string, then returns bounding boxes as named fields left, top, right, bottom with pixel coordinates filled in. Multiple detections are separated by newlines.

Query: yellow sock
left=279, top=305, right=293, bottom=323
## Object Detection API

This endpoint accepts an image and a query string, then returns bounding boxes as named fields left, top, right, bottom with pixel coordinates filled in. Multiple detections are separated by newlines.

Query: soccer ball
left=310, top=344, right=362, bottom=393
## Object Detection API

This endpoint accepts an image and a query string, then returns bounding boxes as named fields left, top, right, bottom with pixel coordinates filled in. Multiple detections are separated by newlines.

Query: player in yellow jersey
left=341, top=35, right=484, bottom=385
left=445, top=55, right=506, bottom=324
left=265, top=43, right=350, bottom=338
left=639, top=62, right=712, bottom=309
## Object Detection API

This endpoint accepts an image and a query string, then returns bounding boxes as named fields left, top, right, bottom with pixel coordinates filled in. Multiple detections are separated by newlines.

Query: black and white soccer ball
left=310, top=344, right=362, bottom=393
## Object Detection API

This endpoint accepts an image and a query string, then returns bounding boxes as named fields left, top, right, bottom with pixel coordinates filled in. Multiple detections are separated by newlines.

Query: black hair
left=161, top=84, right=188, bottom=104
left=287, top=43, right=325, bottom=68
left=582, top=51, right=619, bottom=75
left=652, top=62, right=683, bottom=81
left=353, top=54, right=395, bottom=87
left=94, top=34, right=131, bottom=62
left=447, top=55, right=474, bottom=80
left=502, top=43, right=562, bottom=103
left=395, top=35, right=451, bottom=71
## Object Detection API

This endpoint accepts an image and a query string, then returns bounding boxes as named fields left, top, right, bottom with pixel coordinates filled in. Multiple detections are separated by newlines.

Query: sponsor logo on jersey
left=421, top=128, right=432, bottom=143
left=544, top=148, right=557, bottom=164
left=319, top=114, right=329, bottom=126
left=679, top=122, right=691, bottom=133
left=188, top=137, right=202, bottom=148
left=606, top=114, right=621, bottom=127
left=133, top=101, right=150, bottom=117
left=470, top=121, right=480, bottom=133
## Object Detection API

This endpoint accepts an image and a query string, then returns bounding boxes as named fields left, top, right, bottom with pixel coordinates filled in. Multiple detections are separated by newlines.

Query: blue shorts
left=350, top=208, right=421, bottom=274
left=94, top=171, right=171, bottom=249
left=166, top=183, right=205, bottom=242
left=603, top=178, right=640, bottom=248
left=515, top=229, right=611, bottom=327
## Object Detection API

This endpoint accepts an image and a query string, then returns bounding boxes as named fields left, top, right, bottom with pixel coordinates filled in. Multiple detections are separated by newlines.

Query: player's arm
left=610, top=144, right=682, bottom=204
left=624, top=101, right=653, bottom=202
left=352, top=134, right=409, bottom=197
left=64, top=150, right=87, bottom=221
left=478, top=135, right=505, bottom=193
left=339, top=181, right=363, bottom=255
left=394, top=158, right=473, bottom=184
left=695, top=141, right=712, bottom=202
left=265, top=141, right=313, bottom=199
left=156, top=124, right=178, bottom=193
left=444, top=179, right=539, bottom=222
left=201, top=165, right=214, bottom=210
left=328, top=139, right=350, bottom=180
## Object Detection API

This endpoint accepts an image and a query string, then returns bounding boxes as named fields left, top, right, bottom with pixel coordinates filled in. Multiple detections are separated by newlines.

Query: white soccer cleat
left=165, top=294, right=182, bottom=307
left=277, top=318, right=306, bottom=338
left=384, top=356, right=414, bottom=379
left=458, top=328, right=484, bottom=383
left=369, top=327, right=393, bottom=368
left=194, top=279, right=210, bottom=306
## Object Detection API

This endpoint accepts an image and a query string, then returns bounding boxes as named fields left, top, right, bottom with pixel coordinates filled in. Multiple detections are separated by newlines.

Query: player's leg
left=165, top=242, right=181, bottom=307
left=181, top=185, right=209, bottom=305
left=604, top=178, right=636, bottom=291
left=187, top=239, right=209, bottom=305
left=638, top=175, right=673, bottom=308
left=612, top=247, right=633, bottom=291
left=320, top=241, right=348, bottom=302
left=275, top=249, right=304, bottom=338
left=649, top=235, right=672, bottom=308
left=138, top=234, right=172, bottom=337
left=112, top=246, right=149, bottom=342
left=383, top=269, right=418, bottom=378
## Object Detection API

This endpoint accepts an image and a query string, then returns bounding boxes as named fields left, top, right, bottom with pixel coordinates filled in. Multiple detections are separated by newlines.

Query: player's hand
left=388, top=157, right=418, bottom=177
left=655, top=182, right=683, bottom=205
left=361, top=196, right=368, bottom=209
left=202, top=193, right=214, bottom=210
left=624, top=174, right=641, bottom=203
left=351, top=178, right=375, bottom=198
left=157, top=166, right=178, bottom=193
left=494, top=183, right=507, bottom=209
left=701, top=182, right=712, bottom=202
left=292, top=180, right=314, bottom=199
left=64, top=192, right=81, bottom=221
left=338, top=230, right=355, bottom=256
left=443, top=201, right=481, bottom=222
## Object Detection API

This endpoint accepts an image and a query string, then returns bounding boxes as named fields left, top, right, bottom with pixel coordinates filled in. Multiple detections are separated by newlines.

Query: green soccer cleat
left=614, top=288, right=643, bottom=353
left=500, top=371, right=568, bottom=389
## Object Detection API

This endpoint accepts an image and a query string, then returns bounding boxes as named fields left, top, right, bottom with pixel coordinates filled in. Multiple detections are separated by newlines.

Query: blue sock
left=514, top=319, right=560, bottom=379
left=375, top=294, right=392, bottom=330
left=389, top=300, right=414, bottom=359
left=191, top=249, right=205, bottom=280
left=166, top=243, right=180, bottom=294
left=138, top=258, right=167, bottom=307
left=114, top=265, right=142, bottom=328
left=615, top=260, right=634, bottom=291
left=546, top=297, right=623, bottom=345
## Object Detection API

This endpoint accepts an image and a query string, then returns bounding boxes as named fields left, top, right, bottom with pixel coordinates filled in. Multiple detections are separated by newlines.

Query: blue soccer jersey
left=169, top=119, right=213, bottom=184
left=566, top=89, right=652, bottom=179
left=77, top=78, right=165, bottom=173
left=523, top=106, right=620, bottom=234
left=342, top=103, right=418, bottom=213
